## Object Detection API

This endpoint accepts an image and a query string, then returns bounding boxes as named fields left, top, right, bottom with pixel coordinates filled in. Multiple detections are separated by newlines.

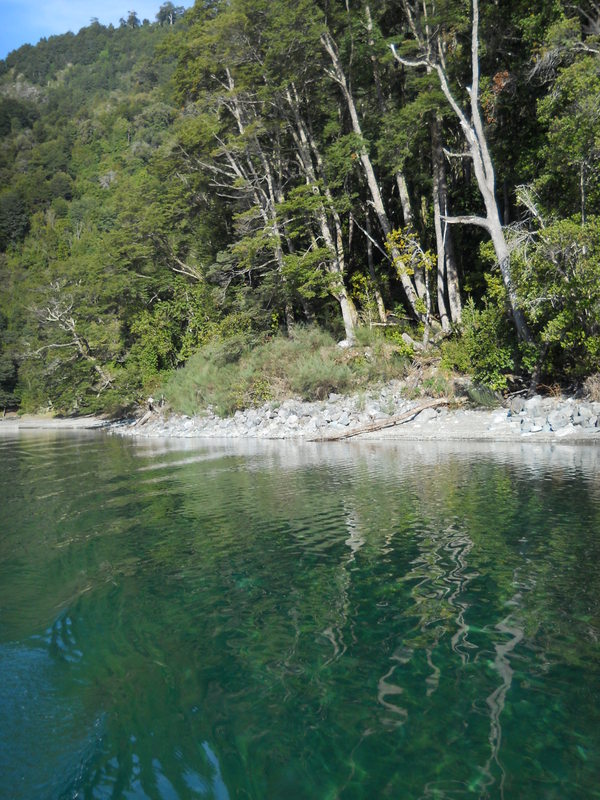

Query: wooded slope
left=1, top=1, right=599, bottom=414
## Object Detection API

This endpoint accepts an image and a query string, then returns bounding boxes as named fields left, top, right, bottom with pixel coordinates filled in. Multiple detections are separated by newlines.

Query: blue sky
left=0, top=1, right=193, bottom=60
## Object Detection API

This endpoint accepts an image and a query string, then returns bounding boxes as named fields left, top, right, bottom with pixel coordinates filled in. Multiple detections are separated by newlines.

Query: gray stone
left=547, top=410, right=570, bottom=430
left=417, top=407, right=439, bottom=424
left=524, top=395, right=544, bottom=417
left=509, top=396, right=526, bottom=415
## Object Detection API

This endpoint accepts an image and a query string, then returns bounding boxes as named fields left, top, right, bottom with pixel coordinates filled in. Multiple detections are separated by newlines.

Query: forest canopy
left=0, top=0, right=599, bottom=414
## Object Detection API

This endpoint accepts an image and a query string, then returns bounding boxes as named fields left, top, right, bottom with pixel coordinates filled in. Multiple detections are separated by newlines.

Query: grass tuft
left=163, top=326, right=412, bottom=416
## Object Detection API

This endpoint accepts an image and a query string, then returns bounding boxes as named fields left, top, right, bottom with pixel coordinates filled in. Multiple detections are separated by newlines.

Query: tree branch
left=389, top=43, right=429, bottom=69
left=442, top=214, right=490, bottom=229
left=351, top=213, right=391, bottom=260
left=443, top=148, right=472, bottom=160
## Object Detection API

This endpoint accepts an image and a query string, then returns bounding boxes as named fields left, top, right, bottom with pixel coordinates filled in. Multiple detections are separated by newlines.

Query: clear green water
left=1, top=434, right=600, bottom=800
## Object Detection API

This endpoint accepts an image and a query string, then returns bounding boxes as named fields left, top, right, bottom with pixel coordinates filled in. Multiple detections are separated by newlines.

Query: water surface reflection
left=0, top=433, right=599, bottom=799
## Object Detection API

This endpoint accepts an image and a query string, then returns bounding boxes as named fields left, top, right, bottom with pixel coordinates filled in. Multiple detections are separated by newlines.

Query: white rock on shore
left=111, top=390, right=600, bottom=444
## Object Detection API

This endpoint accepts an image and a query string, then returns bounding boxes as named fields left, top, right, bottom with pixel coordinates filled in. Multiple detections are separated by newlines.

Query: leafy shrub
left=163, top=325, right=410, bottom=416
left=440, top=337, right=471, bottom=374
left=466, top=385, right=502, bottom=408
left=288, top=354, right=353, bottom=399
left=440, top=276, right=517, bottom=392
left=513, top=216, right=600, bottom=381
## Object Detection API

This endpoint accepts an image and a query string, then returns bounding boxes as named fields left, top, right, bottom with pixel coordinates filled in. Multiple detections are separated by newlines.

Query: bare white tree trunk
left=432, top=142, right=451, bottom=333
left=363, top=3, right=428, bottom=305
left=391, top=0, right=531, bottom=341
left=365, top=210, right=388, bottom=323
left=39, top=296, right=113, bottom=391
left=222, top=70, right=296, bottom=333
left=286, top=86, right=358, bottom=342
left=431, top=114, right=462, bottom=329
left=321, top=31, right=425, bottom=323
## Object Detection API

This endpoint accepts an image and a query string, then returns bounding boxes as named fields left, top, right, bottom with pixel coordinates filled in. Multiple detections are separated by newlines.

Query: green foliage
left=418, top=372, right=454, bottom=399
left=2, top=0, right=600, bottom=414
left=288, top=352, right=353, bottom=400
left=439, top=337, right=471, bottom=374
left=350, top=273, right=383, bottom=326
left=385, top=227, right=434, bottom=279
left=513, top=215, right=600, bottom=380
left=441, top=293, right=517, bottom=391
left=381, top=328, right=415, bottom=360
left=164, top=326, right=410, bottom=416
left=0, top=190, right=29, bottom=248
left=0, top=312, right=18, bottom=409
left=466, top=385, right=503, bottom=408
left=536, top=56, right=600, bottom=218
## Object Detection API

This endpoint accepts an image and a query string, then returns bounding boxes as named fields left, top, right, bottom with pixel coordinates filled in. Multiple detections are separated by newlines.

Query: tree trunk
left=363, top=3, right=428, bottom=305
left=224, top=71, right=296, bottom=334
left=432, top=147, right=450, bottom=333
left=431, top=115, right=461, bottom=328
left=286, top=86, right=357, bottom=342
left=391, top=0, right=530, bottom=341
left=321, top=31, right=424, bottom=322
left=365, top=210, right=387, bottom=323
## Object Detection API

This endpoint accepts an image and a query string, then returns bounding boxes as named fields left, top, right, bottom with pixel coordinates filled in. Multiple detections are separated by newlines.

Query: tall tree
left=391, top=0, right=532, bottom=340
left=321, top=28, right=426, bottom=323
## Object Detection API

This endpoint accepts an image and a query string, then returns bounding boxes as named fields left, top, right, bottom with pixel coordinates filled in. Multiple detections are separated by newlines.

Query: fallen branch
left=309, top=397, right=450, bottom=442
left=133, top=410, right=153, bottom=427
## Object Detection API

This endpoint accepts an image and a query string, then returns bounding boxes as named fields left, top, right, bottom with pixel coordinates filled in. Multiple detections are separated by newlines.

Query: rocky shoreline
left=112, top=383, right=600, bottom=444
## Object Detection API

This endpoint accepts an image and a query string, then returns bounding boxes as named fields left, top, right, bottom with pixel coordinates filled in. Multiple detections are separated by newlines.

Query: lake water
left=1, top=433, right=600, bottom=800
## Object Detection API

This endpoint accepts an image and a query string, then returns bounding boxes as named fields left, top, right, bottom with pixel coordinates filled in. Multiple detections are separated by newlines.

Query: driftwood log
left=308, top=397, right=450, bottom=442
left=133, top=409, right=153, bottom=426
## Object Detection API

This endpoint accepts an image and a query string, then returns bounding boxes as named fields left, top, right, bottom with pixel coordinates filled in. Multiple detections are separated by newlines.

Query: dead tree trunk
left=223, top=69, right=296, bottom=333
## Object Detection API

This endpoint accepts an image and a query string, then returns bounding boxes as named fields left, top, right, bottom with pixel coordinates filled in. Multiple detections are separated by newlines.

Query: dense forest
left=0, top=0, right=599, bottom=415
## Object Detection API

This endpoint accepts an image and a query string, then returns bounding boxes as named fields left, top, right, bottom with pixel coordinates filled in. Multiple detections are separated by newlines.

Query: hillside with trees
left=0, top=0, right=599, bottom=415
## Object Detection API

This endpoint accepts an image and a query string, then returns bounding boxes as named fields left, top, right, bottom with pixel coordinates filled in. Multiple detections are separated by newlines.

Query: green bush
left=288, top=353, right=353, bottom=399
left=513, top=215, right=600, bottom=381
left=440, top=293, right=517, bottom=391
left=163, top=325, right=410, bottom=416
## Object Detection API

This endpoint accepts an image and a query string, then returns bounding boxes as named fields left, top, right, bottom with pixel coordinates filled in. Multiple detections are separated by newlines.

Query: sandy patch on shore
left=0, top=414, right=107, bottom=432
